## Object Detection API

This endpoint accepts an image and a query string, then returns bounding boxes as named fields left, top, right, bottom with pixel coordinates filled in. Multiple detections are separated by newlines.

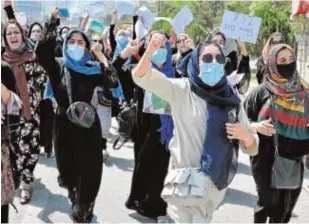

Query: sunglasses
left=93, top=39, right=103, bottom=44
left=271, top=40, right=284, bottom=45
left=202, top=54, right=225, bottom=64
left=177, top=38, right=188, bottom=44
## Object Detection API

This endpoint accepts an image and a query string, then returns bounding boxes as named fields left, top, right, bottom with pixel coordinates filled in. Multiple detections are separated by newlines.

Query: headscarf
left=28, top=22, right=43, bottom=50
left=112, top=30, right=131, bottom=100
left=62, top=29, right=101, bottom=75
left=259, top=44, right=309, bottom=140
left=178, top=42, right=241, bottom=190
left=151, top=38, right=175, bottom=149
left=2, top=21, right=34, bottom=119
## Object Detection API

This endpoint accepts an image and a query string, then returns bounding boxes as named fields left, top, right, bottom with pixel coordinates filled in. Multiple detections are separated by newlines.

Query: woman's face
left=199, top=44, right=224, bottom=65
left=30, top=24, right=42, bottom=40
left=212, top=35, right=225, bottom=45
left=5, top=23, right=23, bottom=51
left=62, top=28, right=69, bottom=36
left=276, top=48, right=295, bottom=65
left=177, top=35, right=189, bottom=53
left=92, top=35, right=103, bottom=44
left=67, top=33, right=87, bottom=51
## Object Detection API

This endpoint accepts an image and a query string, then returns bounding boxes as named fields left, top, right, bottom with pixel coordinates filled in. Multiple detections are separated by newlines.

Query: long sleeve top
left=132, top=68, right=259, bottom=170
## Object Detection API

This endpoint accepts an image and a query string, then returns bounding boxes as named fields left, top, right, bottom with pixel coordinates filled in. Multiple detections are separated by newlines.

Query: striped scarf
left=258, top=44, right=309, bottom=140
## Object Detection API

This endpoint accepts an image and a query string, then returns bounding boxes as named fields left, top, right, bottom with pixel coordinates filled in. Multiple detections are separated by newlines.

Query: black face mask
left=277, top=62, right=296, bottom=79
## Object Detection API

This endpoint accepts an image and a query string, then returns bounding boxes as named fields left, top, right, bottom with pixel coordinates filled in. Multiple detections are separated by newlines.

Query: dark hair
left=3, top=21, right=26, bottom=48
left=59, top=26, right=70, bottom=36
left=66, top=30, right=91, bottom=50
left=198, top=41, right=225, bottom=57
left=211, top=31, right=226, bottom=42
left=28, top=22, right=43, bottom=38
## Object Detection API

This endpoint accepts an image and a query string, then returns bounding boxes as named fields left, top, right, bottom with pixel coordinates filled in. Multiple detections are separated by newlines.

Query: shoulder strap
left=270, top=95, right=279, bottom=155
left=64, top=67, right=73, bottom=105
left=235, top=104, right=240, bottom=123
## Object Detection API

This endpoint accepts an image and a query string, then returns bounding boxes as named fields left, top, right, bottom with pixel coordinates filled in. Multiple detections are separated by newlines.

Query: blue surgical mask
left=67, top=44, right=84, bottom=62
left=199, top=62, right=225, bottom=86
left=117, top=36, right=129, bottom=46
left=151, top=48, right=168, bottom=65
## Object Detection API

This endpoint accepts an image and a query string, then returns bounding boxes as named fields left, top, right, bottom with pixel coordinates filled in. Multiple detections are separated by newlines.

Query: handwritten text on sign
left=220, top=10, right=262, bottom=44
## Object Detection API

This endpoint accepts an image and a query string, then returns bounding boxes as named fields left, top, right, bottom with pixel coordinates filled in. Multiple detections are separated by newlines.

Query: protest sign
left=143, top=91, right=171, bottom=115
left=171, top=6, right=193, bottom=35
left=87, top=19, right=104, bottom=35
left=220, top=10, right=262, bottom=44
left=135, top=20, right=148, bottom=38
left=59, top=8, right=70, bottom=18
left=136, top=6, right=155, bottom=29
left=15, top=12, right=27, bottom=26
left=71, top=1, right=104, bottom=19
left=115, top=1, right=135, bottom=15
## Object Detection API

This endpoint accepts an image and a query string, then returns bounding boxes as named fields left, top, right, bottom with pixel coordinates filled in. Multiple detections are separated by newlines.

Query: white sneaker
left=103, top=150, right=110, bottom=162
left=157, top=216, right=169, bottom=223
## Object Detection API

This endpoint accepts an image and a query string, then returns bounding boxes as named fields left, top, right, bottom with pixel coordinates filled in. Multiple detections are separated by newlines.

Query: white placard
left=220, top=10, right=262, bottom=44
left=115, top=1, right=135, bottom=15
left=135, top=20, right=148, bottom=38
left=171, top=6, right=193, bottom=35
left=136, top=6, right=155, bottom=29
left=15, top=12, right=27, bottom=26
left=71, top=1, right=104, bottom=19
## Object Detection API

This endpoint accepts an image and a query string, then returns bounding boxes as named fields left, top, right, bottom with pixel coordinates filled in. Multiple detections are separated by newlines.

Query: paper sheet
left=171, top=6, right=193, bottom=35
left=136, top=6, right=155, bottom=29
left=115, top=1, right=135, bottom=15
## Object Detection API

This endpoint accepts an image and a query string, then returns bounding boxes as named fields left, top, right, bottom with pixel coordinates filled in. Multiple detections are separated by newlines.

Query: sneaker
left=103, top=150, right=110, bottom=161
left=157, top=216, right=169, bottom=223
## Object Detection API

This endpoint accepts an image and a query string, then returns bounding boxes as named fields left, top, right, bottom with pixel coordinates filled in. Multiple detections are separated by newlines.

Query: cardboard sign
left=115, top=1, right=135, bottom=15
left=87, top=19, right=104, bottom=35
left=15, top=12, right=27, bottom=26
left=59, top=8, right=70, bottom=18
left=220, top=10, right=262, bottom=44
left=171, top=6, right=193, bottom=35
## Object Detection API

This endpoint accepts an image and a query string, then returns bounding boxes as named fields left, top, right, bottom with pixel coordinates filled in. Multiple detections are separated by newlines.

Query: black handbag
left=97, top=90, right=112, bottom=107
left=113, top=101, right=137, bottom=150
left=64, top=68, right=95, bottom=129
left=270, top=96, right=302, bottom=189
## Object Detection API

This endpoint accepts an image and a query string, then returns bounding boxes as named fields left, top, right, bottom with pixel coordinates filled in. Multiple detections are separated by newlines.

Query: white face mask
left=61, top=33, right=67, bottom=40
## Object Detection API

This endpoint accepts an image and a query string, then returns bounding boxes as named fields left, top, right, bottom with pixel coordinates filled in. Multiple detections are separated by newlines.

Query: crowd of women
left=1, top=2, right=309, bottom=223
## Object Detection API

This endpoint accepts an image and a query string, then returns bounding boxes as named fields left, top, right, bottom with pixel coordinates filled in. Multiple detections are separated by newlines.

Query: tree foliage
left=155, top=0, right=304, bottom=57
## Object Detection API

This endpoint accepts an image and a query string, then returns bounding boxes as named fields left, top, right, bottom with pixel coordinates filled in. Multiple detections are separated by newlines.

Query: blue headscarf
left=43, top=79, right=54, bottom=100
left=178, top=43, right=241, bottom=190
left=112, top=33, right=131, bottom=100
left=62, top=29, right=101, bottom=75
left=151, top=40, right=175, bottom=149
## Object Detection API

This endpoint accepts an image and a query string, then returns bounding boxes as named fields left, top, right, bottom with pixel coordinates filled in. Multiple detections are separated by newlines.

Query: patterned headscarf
left=259, top=44, right=309, bottom=140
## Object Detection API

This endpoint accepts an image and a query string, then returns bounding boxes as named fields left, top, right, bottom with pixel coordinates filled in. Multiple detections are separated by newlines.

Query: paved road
left=9, top=119, right=309, bottom=223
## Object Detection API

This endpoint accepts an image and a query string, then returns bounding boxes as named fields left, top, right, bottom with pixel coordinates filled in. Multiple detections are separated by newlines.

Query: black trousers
left=127, top=138, right=170, bottom=218
left=254, top=187, right=302, bottom=223
left=54, top=113, right=103, bottom=206
left=39, top=99, right=54, bottom=154
left=1, top=204, right=9, bottom=223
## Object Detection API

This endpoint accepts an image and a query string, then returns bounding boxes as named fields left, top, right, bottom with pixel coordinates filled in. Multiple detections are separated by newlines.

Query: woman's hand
left=1, top=84, right=11, bottom=105
left=148, top=33, right=165, bottom=53
left=226, top=122, right=255, bottom=147
left=4, top=0, right=12, bottom=7
left=51, top=8, right=60, bottom=19
left=92, top=43, right=109, bottom=67
left=236, top=40, right=248, bottom=56
left=121, top=39, right=145, bottom=59
left=251, top=118, right=276, bottom=137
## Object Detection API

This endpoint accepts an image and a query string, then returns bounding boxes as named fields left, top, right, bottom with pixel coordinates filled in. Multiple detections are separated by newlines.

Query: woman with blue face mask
left=132, top=38, right=259, bottom=223
left=36, top=22, right=119, bottom=222
left=211, top=31, right=251, bottom=94
left=112, top=30, right=174, bottom=223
